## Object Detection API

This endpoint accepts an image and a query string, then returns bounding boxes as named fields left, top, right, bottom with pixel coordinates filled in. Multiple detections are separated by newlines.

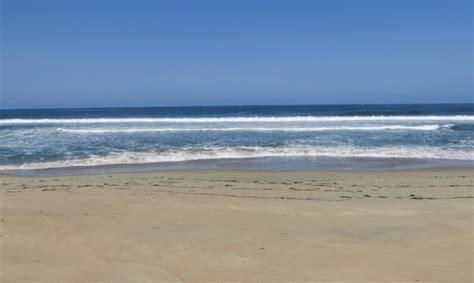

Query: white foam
left=1, top=146, right=472, bottom=170
left=1, top=115, right=473, bottom=124
left=56, top=124, right=449, bottom=133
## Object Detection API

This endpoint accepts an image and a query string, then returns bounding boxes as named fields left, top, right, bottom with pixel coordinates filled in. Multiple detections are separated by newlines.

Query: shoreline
left=2, top=165, right=474, bottom=178
left=2, top=156, right=472, bottom=177
left=1, top=168, right=473, bottom=282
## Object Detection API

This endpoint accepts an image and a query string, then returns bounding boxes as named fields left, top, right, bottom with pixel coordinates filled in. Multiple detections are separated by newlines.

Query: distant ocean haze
left=0, top=104, right=473, bottom=174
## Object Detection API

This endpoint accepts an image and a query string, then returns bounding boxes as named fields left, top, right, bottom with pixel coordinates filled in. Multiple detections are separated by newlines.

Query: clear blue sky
left=1, top=0, right=472, bottom=109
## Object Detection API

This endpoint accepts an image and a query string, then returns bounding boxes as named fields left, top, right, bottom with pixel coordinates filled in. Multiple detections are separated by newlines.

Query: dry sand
left=0, top=169, right=473, bottom=282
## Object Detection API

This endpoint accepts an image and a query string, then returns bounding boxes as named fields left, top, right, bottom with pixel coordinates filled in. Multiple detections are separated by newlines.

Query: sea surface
left=1, top=104, right=473, bottom=176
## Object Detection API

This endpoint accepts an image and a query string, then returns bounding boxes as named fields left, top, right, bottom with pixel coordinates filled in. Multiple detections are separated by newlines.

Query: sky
left=1, top=0, right=472, bottom=109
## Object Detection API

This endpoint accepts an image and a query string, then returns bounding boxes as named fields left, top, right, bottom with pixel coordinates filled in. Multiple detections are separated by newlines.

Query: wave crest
left=1, top=115, right=473, bottom=124
left=55, top=124, right=451, bottom=133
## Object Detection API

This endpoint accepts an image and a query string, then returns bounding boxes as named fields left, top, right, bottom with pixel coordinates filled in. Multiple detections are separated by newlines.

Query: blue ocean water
left=1, top=104, right=473, bottom=175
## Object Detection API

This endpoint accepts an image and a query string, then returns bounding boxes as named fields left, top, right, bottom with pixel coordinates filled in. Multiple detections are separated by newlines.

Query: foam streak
left=56, top=124, right=448, bottom=133
left=1, top=115, right=473, bottom=124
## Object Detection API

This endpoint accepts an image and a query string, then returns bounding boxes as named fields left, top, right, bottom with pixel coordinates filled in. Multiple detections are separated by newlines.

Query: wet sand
left=1, top=169, right=473, bottom=282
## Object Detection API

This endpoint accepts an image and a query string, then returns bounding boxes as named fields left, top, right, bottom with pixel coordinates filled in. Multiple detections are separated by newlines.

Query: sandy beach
left=0, top=168, right=473, bottom=282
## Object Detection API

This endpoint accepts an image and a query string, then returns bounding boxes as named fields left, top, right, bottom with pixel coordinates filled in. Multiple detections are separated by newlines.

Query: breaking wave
left=1, top=115, right=473, bottom=124
left=0, top=146, right=472, bottom=170
left=56, top=124, right=452, bottom=133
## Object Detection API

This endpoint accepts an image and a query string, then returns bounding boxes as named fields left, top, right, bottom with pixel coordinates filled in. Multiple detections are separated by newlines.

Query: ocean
left=1, top=104, right=473, bottom=176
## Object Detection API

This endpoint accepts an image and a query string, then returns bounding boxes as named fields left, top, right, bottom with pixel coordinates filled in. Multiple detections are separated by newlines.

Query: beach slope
left=1, top=169, right=473, bottom=282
